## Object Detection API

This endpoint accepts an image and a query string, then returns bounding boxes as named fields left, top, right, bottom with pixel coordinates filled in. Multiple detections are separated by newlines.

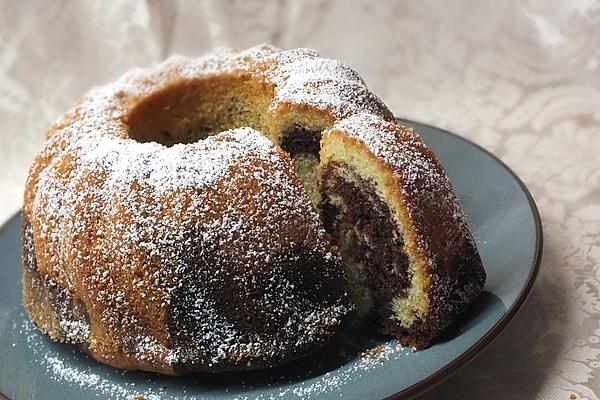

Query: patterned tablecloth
left=1, top=1, right=599, bottom=398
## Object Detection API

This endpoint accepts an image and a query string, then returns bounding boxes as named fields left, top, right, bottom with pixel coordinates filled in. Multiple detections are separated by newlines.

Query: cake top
left=53, top=44, right=392, bottom=138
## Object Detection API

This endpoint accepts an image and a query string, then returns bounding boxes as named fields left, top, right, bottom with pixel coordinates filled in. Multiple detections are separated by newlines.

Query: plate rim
left=0, top=120, right=543, bottom=400
left=388, top=118, right=544, bottom=399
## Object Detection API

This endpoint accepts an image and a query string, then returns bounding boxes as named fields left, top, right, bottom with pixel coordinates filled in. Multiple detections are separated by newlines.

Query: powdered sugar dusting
left=333, top=112, right=469, bottom=230
left=88, top=44, right=393, bottom=124
left=265, top=51, right=392, bottom=118
left=16, top=314, right=409, bottom=400
left=59, top=319, right=90, bottom=343
left=27, top=115, right=350, bottom=370
left=74, top=127, right=277, bottom=197
left=24, top=44, right=375, bottom=373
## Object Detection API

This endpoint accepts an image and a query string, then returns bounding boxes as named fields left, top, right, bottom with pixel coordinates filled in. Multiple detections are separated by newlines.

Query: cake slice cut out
left=319, top=113, right=486, bottom=349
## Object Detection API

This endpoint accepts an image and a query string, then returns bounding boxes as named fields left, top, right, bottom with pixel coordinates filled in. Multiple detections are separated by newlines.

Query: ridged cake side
left=23, top=127, right=351, bottom=374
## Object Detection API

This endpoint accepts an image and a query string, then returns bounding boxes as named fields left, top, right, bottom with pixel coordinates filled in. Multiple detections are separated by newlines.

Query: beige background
left=1, top=1, right=600, bottom=399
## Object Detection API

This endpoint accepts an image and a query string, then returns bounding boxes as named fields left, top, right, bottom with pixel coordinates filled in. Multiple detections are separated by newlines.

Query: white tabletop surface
left=1, top=1, right=599, bottom=399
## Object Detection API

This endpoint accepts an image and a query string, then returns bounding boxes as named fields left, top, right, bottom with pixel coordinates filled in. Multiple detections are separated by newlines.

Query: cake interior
left=124, top=80, right=419, bottom=333
left=280, top=125, right=323, bottom=205
left=320, top=162, right=413, bottom=327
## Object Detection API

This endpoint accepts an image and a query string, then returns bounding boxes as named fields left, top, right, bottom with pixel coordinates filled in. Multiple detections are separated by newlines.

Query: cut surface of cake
left=320, top=113, right=485, bottom=348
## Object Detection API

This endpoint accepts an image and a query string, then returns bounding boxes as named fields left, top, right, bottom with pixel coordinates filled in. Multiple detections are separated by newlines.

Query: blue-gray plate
left=0, top=120, right=542, bottom=400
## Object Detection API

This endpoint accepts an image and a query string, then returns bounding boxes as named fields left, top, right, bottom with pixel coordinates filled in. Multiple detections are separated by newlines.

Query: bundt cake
left=22, top=45, right=485, bottom=374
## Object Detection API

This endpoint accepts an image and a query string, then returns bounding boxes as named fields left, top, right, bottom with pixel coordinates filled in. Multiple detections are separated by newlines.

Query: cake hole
left=125, top=76, right=270, bottom=146
left=124, top=75, right=331, bottom=205
left=321, top=162, right=410, bottom=321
